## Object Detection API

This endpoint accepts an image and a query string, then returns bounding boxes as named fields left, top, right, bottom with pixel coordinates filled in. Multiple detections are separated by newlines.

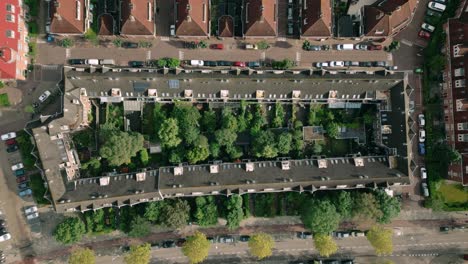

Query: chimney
left=260, top=5, right=265, bottom=22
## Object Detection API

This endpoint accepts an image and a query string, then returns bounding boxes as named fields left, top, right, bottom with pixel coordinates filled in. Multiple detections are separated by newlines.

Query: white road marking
left=387, top=53, right=393, bottom=61
left=179, top=50, right=184, bottom=60
left=400, top=39, right=413, bottom=46
left=146, top=50, right=151, bottom=60
left=65, top=48, right=70, bottom=58
left=260, top=51, right=266, bottom=61
left=160, top=37, right=169, bottom=41
left=277, top=37, right=286, bottom=41
left=296, top=51, right=301, bottom=62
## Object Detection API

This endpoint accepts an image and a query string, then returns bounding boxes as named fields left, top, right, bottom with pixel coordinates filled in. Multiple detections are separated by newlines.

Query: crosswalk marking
left=65, top=48, right=70, bottom=58
left=387, top=53, right=393, bottom=61
left=260, top=52, right=266, bottom=61
left=277, top=37, right=286, bottom=41
left=296, top=51, right=301, bottom=62
left=179, top=50, right=184, bottom=60
left=146, top=51, right=151, bottom=60
left=160, top=37, right=170, bottom=41
left=41, top=65, right=59, bottom=70
left=401, top=39, right=413, bottom=46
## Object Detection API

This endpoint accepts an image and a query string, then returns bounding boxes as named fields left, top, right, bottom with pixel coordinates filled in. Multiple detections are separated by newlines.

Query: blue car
left=418, top=143, right=426, bottom=155
left=19, top=188, right=32, bottom=197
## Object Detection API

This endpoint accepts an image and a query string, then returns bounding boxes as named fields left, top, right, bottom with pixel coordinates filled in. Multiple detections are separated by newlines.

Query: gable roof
left=121, top=0, right=155, bottom=36
left=175, top=0, right=210, bottom=37
left=98, top=14, right=114, bottom=35
left=50, top=0, right=86, bottom=34
left=244, top=0, right=277, bottom=37
left=364, top=0, right=417, bottom=37
left=301, top=0, right=332, bottom=37
left=218, top=15, right=234, bottom=37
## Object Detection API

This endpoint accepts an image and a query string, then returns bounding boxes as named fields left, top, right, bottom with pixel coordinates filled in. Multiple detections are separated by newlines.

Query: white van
left=85, top=59, right=99, bottom=65
left=428, top=2, right=446, bottom=12
left=336, top=44, right=354, bottom=50
left=99, top=59, right=115, bottom=65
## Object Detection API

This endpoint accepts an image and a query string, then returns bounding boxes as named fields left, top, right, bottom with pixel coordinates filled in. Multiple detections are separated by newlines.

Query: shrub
left=257, top=40, right=270, bottom=50
left=113, top=38, right=123, bottom=47
left=59, top=38, right=74, bottom=48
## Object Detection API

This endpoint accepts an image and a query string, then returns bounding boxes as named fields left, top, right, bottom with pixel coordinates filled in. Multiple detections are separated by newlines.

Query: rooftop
left=175, top=0, right=210, bottom=37
left=49, top=0, right=87, bottom=34
left=120, top=0, right=155, bottom=36
left=244, top=0, right=277, bottom=37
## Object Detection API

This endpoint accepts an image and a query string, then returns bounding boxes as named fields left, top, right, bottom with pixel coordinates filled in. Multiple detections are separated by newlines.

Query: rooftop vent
left=174, top=166, right=184, bottom=176
left=136, top=172, right=146, bottom=182
left=99, top=177, right=110, bottom=186
left=245, top=162, right=255, bottom=172
left=281, top=161, right=290, bottom=170
left=210, top=165, right=219, bottom=174
left=318, top=159, right=328, bottom=168
left=353, top=157, right=364, bottom=167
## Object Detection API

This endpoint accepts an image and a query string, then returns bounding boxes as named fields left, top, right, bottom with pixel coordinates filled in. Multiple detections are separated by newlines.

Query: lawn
left=29, top=173, right=50, bottom=205
left=0, top=93, right=10, bottom=107
left=438, top=182, right=468, bottom=203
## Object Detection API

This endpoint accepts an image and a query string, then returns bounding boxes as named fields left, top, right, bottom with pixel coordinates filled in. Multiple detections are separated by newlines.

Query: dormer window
left=76, top=0, right=81, bottom=20
left=455, top=68, right=465, bottom=77
left=303, top=18, right=308, bottom=25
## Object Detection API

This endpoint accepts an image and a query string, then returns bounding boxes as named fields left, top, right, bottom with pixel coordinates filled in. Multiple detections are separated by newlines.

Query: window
left=148, top=2, right=152, bottom=21
left=202, top=3, right=206, bottom=22
left=6, top=14, right=15, bottom=22
left=303, top=18, right=307, bottom=25
left=458, top=122, right=468, bottom=130
left=458, top=134, right=468, bottom=142
left=6, top=4, right=15, bottom=12
left=76, top=0, right=81, bottom=20
left=6, top=30, right=14, bottom=38
left=455, top=79, right=466, bottom=88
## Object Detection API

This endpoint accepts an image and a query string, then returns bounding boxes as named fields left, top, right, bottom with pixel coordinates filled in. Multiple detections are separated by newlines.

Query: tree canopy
left=99, top=131, right=144, bottom=166
left=158, top=118, right=182, bottom=148
left=353, top=193, right=383, bottom=222
left=186, top=135, right=210, bottom=164
left=366, top=226, right=393, bottom=255
left=124, top=243, right=151, bottom=264
left=161, top=199, right=190, bottom=228
left=375, top=190, right=400, bottom=224
left=144, top=202, right=164, bottom=223
left=331, top=191, right=353, bottom=220
left=54, top=217, right=86, bottom=244
left=251, top=131, right=278, bottom=158
left=128, top=216, right=151, bottom=238
left=277, top=132, right=292, bottom=155
left=194, top=196, right=218, bottom=226
left=69, top=247, right=95, bottom=264
left=301, top=200, right=340, bottom=234
left=313, top=234, right=338, bottom=257
left=248, top=233, right=274, bottom=260
left=182, top=231, right=211, bottom=264
left=172, top=103, right=201, bottom=144
left=225, top=195, right=244, bottom=230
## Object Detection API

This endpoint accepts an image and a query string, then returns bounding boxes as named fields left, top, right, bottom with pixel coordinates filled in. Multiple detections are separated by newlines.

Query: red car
left=210, top=44, right=224, bottom=50
left=16, top=176, right=27, bottom=183
left=418, top=30, right=431, bottom=40
left=368, top=45, right=383, bottom=50
left=233, top=61, right=246, bottom=67
left=5, top=138, right=17, bottom=146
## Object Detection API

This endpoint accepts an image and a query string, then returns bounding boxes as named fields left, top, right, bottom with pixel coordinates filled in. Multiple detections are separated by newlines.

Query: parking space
left=395, top=0, right=431, bottom=48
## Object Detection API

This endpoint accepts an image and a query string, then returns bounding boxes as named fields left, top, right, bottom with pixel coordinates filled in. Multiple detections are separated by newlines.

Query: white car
left=329, top=61, right=345, bottom=67
left=24, top=206, right=38, bottom=215
left=354, top=44, right=368, bottom=50
left=419, top=130, right=426, bottom=143
left=11, top=163, right=24, bottom=171
left=420, top=167, right=427, bottom=179
left=38, top=90, right=51, bottom=103
left=418, top=114, right=425, bottom=127
left=428, top=2, right=446, bottom=12
left=26, top=212, right=39, bottom=220
left=421, top=23, right=435, bottom=32
left=314, top=62, right=329, bottom=68
left=0, top=233, right=11, bottom=242
left=190, top=60, right=204, bottom=66
left=1, top=132, right=16, bottom=141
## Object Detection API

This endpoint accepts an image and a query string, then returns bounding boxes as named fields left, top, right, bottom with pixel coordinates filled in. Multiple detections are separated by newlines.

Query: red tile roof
left=244, top=0, right=277, bottom=37
left=175, top=0, right=210, bottom=37
left=218, top=15, right=234, bottom=38
left=0, top=0, right=20, bottom=80
left=301, top=0, right=332, bottom=37
left=121, top=0, right=155, bottom=36
left=50, top=0, right=86, bottom=34
left=364, top=0, right=417, bottom=37
left=98, top=14, right=114, bottom=35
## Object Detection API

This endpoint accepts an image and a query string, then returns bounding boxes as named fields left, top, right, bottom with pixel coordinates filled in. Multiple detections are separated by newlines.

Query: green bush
left=27, top=21, right=38, bottom=37
left=0, top=81, right=4, bottom=88
left=54, top=217, right=86, bottom=244
left=59, top=38, right=74, bottom=48
left=272, top=59, right=294, bottom=70
left=28, top=42, right=37, bottom=58
left=0, top=94, right=10, bottom=107
left=16, top=131, right=35, bottom=170
left=138, top=41, right=153, bottom=48
left=28, top=174, right=50, bottom=205
left=24, top=0, right=38, bottom=17
left=257, top=40, right=270, bottom=50
left=113, top=38, right=122, bottom=47
left=84, top=29, right=98, bottom=46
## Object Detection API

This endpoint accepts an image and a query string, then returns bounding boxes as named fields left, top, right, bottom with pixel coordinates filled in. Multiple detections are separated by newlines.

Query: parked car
left=210, top=44, right=224, bottom=50
left=1, top=132, right=16, bottom=141
left=314, top=62, right=329, bottom=68
left=184, top=41, right=199, bottom=49
left=439, top=226, right=450, bottom=232
left=418, top=30, right=431, bottom=40
left=244, top=44, right=258, bottom=50
left=14, top=169, right=25, bottom=177
left=239, top=235, right=250, bottom=242
left=122, top=42, right=138, bottom=48
left=38, top=90, right=51, bottom=103
left=419, top=129, right=426, bottom=142
left=68, top=59, right=85, bottom=65
left=217, top=61, right=233, bottom=66
left=418, top=143, right=426, bottom=155
left=25, top=206, right=38, bottom=215
left=420, top=167, right=427, bottom=179
left=16, top=176, right=27, bottom=183
left=344, top=61, right=360, bottom=67
left=418, top=114, right=426, bottom=127
left=84, top=59, right=99, bottom=65
left=204, top=60, right=218, bottom=67
left=351, top=231, right=365, bottom=237
left=0, top=219, right=5, bottom=227
left=190, top=60, right=204, bottom=66
left=421, top=23, right=435, bottom=32
left=387, top=65, right=398, bottom=71
left=161, top=240, right=176, bottom=248
left=26, top=213, right=39, bottom=220
left=18, top=188, right=32, bottom=197
left=207, top=236, right=215, bottom=243
left=218, top=235, right=234, bottom=243
left=176, top=238, right=186, bottom=247
left=426, top=9, right=442, bottom=17
left=421, top=182, right=429, bottom=197
left=428, top=2, right=446, bottom=12
left=11, top=163, right=24, bottom=171
left=297, top=231, right=313, bottom=239
left=233, top=61, right=246, bottom=67
left=306, top=45, right=322, bottom=51
left=373, top=61, right=387, bottom=67
left=359, top=61, right=373, bottom=67
left=18, top=182, right=29, bottom=190
left=99, top=59, right=115, bottom=65
left=129, top=61, right=145, bottom=68
left=368, top=45, right=383, bottom=50
left=5, top=139, right=16, bottom=146
left=247, top=61, right=261, bottom=68
left=354, top=44, right=368, bottom=50
left=0, top=233, right=11, bottom=242
left=329, top=61, right=345, bottom=67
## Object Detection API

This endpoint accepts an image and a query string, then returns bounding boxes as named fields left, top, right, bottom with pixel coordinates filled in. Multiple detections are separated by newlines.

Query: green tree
left=81, top=157, right=101, bottom=170
left=277, top=132, right=292, bottom=155
left=182, top=231, right=211, bottom=264
left=250, top=104, right=266, bottom=134
left=248, top=233, right=274, bottom=260
left=252, top=131, right=278, bottom=158
left=313, top=142, right=323, bottom=154
left=226, top=144, right=243, bottom=159
left=87, top=209, right=105, bottom=232
left=308, top=105, right=320, bottom=126
left=301, top=200, right=340, bottom=234
left=366, top=226, right=393, bottom=255
left=84, top=29, right=98, bottom=45
left=54, top=217, right=86, bottom=244
left=222, top=108, right=238, bottom=132
left=161, top=199, right=190, bottom=228
left=201, top=110, right=217, bottom=133
left=326, top=122, right=339, bottom=139
left=215, top=129, right=238, bottom=147
left=99, top=131, right=144, bottom=166
left=331, top=191, right=353, bottom=220
left=158, top=118, right=182, bottom=148
left=124, top=243, right=151, bottom=264
left=169, top=147, right=185, bottom=164
left=186, top=135, right=210, bottom=164
left=210, top=142, right=221, bottom=158
left=172, top=103, right=201, bottom=144
left=139, top=149, right=149, bottom=166
left=194, top=196, right=218, bottom=226
left=153, top=104, right=167, bottom=140
left=353, top=193, right=383, bottom=222
left=166, top=58, right=180, bottom=68
left=313, top=234, right=338, bottom=257
left=144, top=202, right=165, bottom=223
left=69, top=247, right=95, bottom=264
left=157, top=59, right=167, bottom=68
left=272, top=103, right=285, bottom=128
left=225, top=195, right=244, bottom=230
left=374, top=190, right=400, bottom=224
left=129, top=216, right=151, bottom=238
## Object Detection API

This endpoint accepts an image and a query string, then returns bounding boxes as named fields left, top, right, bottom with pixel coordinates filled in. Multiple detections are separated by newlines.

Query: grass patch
left=16, top=131, right=36, bottom=170
left=438, top=183, right=468, bottom=203
left=0, top=94, right=10, bottom=106
left=29, top=173, right=50, bottom=205
left=326, top=139, right=353, bottom=156
left=27, top=21, right=38, bottom=37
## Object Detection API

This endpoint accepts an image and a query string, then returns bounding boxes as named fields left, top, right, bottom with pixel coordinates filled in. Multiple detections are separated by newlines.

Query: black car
left=247, top=61, right=261, bottom=68
left=129, top=61, right=145, bottom=68
left=6, top=145, right=18, bottom=153
left=207, top=236, right=215, bottom=243
left=372, top=61, right=387, bottom=67
left=239, top=235, right=250, bottom=242
left=150, top=242, right=161, bottom=248
left=440, top=226, right=450, bottom=232
left=217, top=61, right=233, bottom=66
left=162, top=240, right=176, bottom=248
left=68, top=59, right=85, bottom=65
left=184, top=41, right=199, bottom=49
left=204, top=60, right=217, bottom=67
left=297, top=231, right=313, bottom=239
left=0, top=220, right=5, bottom=227
left=122, top=42, right=138, bottom=48
left=359, top=61, right=372, bottom=67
